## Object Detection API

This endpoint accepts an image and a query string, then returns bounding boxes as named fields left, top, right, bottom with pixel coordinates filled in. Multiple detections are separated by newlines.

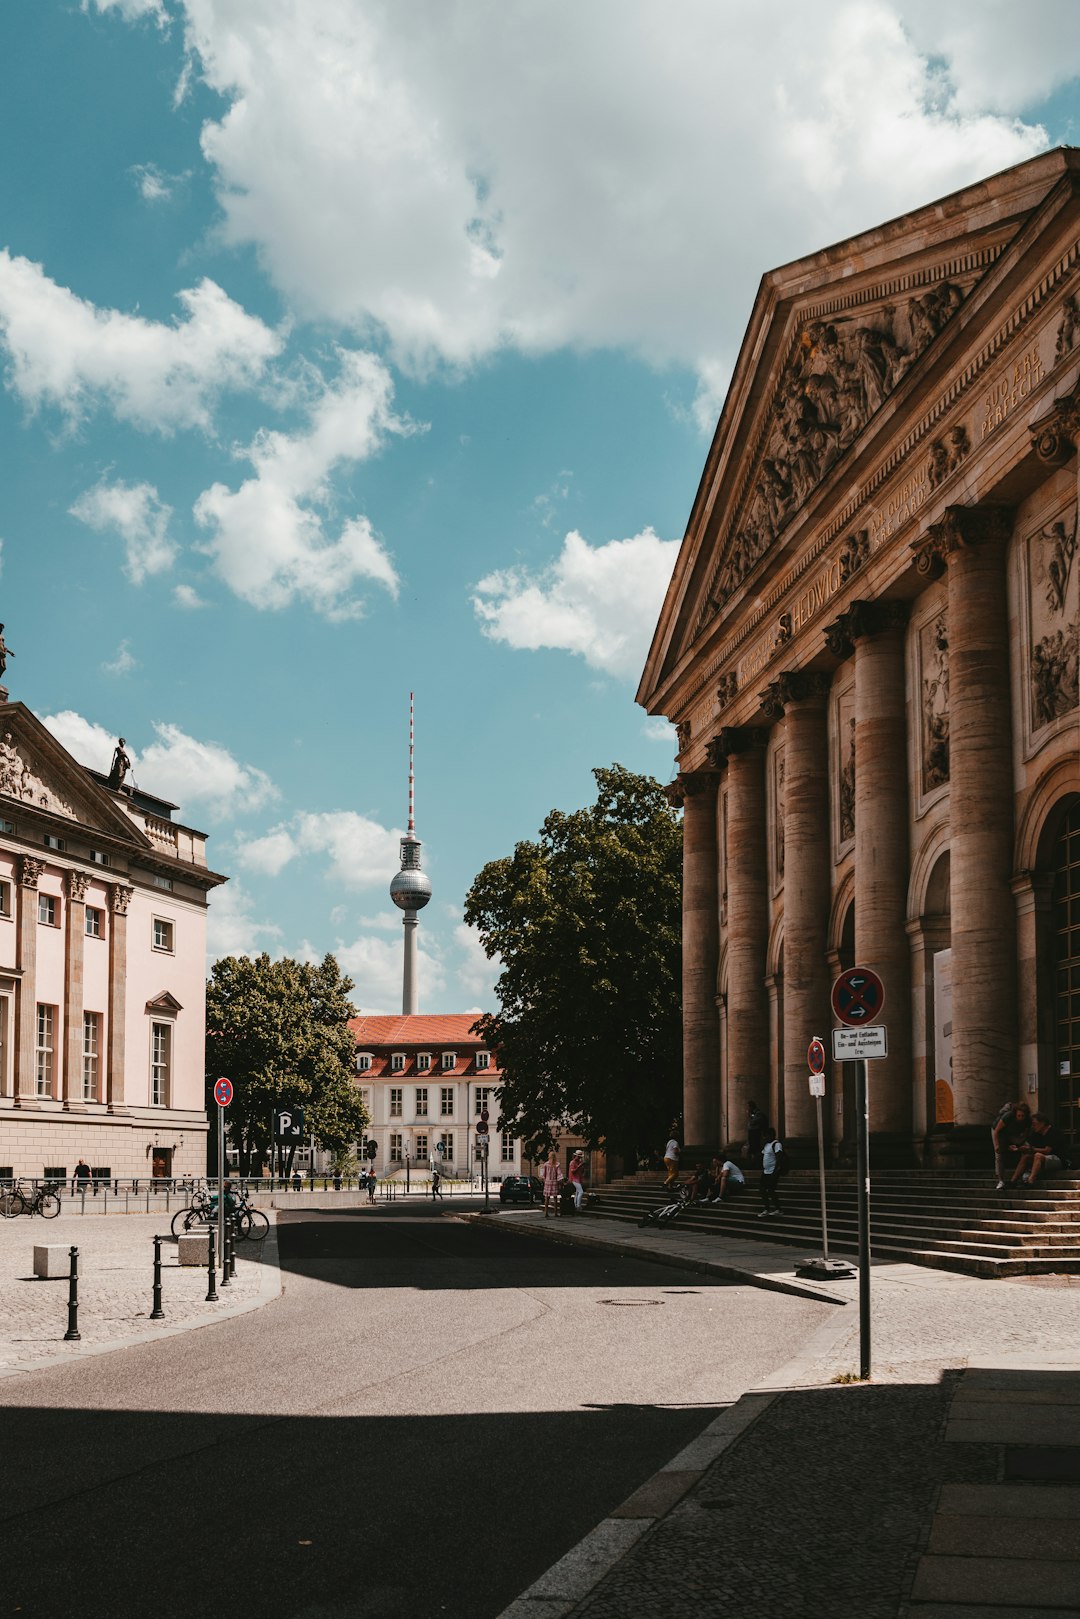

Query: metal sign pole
left=815, top=1092, right=829, bottom=1262
left=856, top=1056, right=871, bottom=1379
left=218, top=1102, right=225, bottom=1269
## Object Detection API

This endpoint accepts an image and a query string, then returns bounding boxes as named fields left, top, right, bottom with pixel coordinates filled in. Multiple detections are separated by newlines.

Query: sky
left=1, top=1, right=1078, bottom=1013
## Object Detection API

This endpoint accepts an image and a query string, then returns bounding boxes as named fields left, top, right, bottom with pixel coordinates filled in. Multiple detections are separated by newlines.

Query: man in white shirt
left=663, top=1124, right=680, bottom=1187
left=712, top=1160, right=745, bottom=1202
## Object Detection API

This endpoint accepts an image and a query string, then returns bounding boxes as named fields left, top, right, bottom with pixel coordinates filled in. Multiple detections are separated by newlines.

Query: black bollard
left=205, top=1225, right=218, bottom=1302
left=64, top=1246, right=81, bottom=1341
left=150, top=1235, right=165, bottom=1319
left=227, top=1220, right=236, bottom=1282
left=220, top=1219, right=232, bottom=1287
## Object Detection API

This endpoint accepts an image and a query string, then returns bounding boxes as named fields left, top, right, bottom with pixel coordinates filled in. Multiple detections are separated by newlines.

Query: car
left=499, top=1174, right=543, bottom=1205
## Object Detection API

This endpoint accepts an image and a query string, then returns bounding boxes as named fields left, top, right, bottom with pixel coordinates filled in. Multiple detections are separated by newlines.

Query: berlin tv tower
left=389, top=692, right=432, bottom=1014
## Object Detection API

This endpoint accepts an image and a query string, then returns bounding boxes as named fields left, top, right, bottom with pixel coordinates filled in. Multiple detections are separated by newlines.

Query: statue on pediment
left=0, top=625, right=13, bottom=682
left=108, top=738, right=132, bottom=792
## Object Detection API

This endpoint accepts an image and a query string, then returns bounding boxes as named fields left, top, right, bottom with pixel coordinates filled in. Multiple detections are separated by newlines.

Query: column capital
left=681, top=769, right=720, bottom=798
left=848, top=599, right=910, bottom=641
left=763, top=669, right=832, bottom=718
left=823, top=612, right=854, bottom=661
left=66, top=870, right=89, bottom=903
left=914, top=504, right=1014, bottom=578
left=706, top=726, right=767, bottom=766
left=1030, top=386, right=1080, bottom=467
left=18, top=855, right=44, bottom=889
left=109, top=882, right=133, bottom=916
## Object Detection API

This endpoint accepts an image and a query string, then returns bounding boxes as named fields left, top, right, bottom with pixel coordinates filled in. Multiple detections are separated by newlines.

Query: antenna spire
left=408, top=690, right=415, bottom=835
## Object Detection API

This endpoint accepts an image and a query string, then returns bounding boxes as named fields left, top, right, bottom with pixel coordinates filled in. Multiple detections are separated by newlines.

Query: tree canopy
left=206, top=952, right=367, bottom=1174
left=464, top=764, right=682, bottom=1163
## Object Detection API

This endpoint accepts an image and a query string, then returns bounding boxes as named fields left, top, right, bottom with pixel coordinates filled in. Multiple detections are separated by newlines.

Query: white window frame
left=153, top=875, right=174, bottom=891
left=415, top=1085, right=429, bottom=1117
left=438, top=1131, right=454, bottom=1162
left=43, top=834, right=66, bottom=852
left=359, top=1087, right=370, bottom=1111
left=85, top=906, right=102, bottom=939
left=440, top=1086, right=454, bottom=1117
left=152, top=916, right=175, bottom=953
left=89, top=849, right=110, bottom=867
left=476, top=1051, right=491, bottom=1071
left=356, top=1052, right=372, bottom=1073
left=35, top=1004, right=55, bottom=1097
left=150, top=1021, right=172, bottom=1107
left=501, top=1130, right=515, bottom=1162
left=0, top=880, right=10, bottom=918
left=389, top=1086, right=403, bottom=1117
left=417, top=1052, right=431, bottom=1073
left=391, top=1052, right=405, bottom=1073
left=475, top=1086, right=493, bottom=1116
left=37, top=893, right=57, bottom=927
left=389, top=1133, right=403, bottom=1163
left=82, top=1012, right=100, bottom=1102
left=442, top=1051, right=456, bottom=1072
left=414, top=1132, right=428, bottom=1163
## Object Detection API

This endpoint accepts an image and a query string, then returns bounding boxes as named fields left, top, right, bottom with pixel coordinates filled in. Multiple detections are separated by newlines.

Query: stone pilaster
left=107, top=882, right=132, bottom=1114
left=1012, top=872, right=1054, bottom=1119
left=679, top=770, right=720, bottom=1153
left=851, top=599, right=913, bottom=1148
left=762, top=671, right=832, bottom=1148
left=63, top=870, right=88, bottom=1110
left=14, top=855, right=43, bottom=1106
left=925, top=506, right=1017, bottom=1126
left=711, top=728, right=769, bottom=1149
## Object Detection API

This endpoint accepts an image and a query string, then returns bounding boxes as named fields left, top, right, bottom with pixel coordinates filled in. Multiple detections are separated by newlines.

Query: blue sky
left=1, top=0, right=1078, bottom=1011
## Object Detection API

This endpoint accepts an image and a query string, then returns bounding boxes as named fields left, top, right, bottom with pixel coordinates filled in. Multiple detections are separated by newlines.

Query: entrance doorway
left=1052, top=797, right=1080, bottom=1146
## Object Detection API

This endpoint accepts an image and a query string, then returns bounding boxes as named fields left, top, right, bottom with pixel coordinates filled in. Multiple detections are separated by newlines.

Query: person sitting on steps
left=1009, top=1112, right=1069, bottom=1188
left=992, top=1101, right=1031, bottom=1190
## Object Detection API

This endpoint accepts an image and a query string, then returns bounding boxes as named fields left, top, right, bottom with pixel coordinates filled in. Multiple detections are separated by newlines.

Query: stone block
left=33, top=1245, right=72, bottom=1279
left=177, top=1232, right=209, bottom=1266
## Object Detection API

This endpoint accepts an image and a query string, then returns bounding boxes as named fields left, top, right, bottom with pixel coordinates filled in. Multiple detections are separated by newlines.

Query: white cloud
left=453, top=919, right=499, bottom=1004
left=102, top=639, right=138, bottom=676
left=40, top=710, right=277, bottom=821
left=336, top=928, right=445, bottom=1016
left=643, top=718, right=676, bottom=745
left=70, top=478, right=176, bottom=583
left=233, top=825, right=298, bottom=878
left=159, top=0, right=1052, bottom=402
left=193, top=348, right=409, bottom=618
left=0, top=252, right=281, bottom=432
left=473, top=527, right=679, bottom=680
left=233, top=809, right=402, bottom=888
left=206, top=882, right=283, bottom=961
left=86, top=0, right=168, bottom=20
left=131, top=162, right=186, bottom=202
left=173, top=583, right=208, bottom=609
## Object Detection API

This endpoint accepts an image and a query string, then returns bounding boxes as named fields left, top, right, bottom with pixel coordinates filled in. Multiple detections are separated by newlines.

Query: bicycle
left=231, top=1190, right=269, bottom=1241
left=637, top=1180, right=696, bottom=1229
left=0, top=1179, right=62, bottom=1218
left=170, top=1186, right=214, bottom=1236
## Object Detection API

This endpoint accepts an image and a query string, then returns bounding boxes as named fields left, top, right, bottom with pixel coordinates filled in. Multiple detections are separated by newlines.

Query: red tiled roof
left=350, top=1013, right=488, bottom=1046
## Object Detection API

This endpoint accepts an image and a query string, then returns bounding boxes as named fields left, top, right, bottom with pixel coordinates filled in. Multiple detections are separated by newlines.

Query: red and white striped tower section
left=389, top=691, right=432, bottom=1014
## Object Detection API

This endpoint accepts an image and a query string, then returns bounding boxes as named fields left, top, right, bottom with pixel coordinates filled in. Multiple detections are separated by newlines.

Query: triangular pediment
left=0, top=703, right=152, bottom=848
left=639, top=148, right=1079, bottom=714
left=146, top=991, right=183, bottom=1014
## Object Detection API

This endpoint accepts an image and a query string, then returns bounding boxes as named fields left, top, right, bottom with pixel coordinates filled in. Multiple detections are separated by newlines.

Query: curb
left=0, top=1219, right=283, bottom=1381
left=456, top=1209, right=849, bottom=1306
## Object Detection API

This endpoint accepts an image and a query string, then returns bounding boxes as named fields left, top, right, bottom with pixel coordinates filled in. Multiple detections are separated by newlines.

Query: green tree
left=206, top=952, right=367, bottom=1175
left=464, top=764, right=682, bottom=1164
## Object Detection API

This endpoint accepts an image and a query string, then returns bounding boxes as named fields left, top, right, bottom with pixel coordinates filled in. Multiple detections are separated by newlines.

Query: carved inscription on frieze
left=980, top=342, right=1045, bottom=442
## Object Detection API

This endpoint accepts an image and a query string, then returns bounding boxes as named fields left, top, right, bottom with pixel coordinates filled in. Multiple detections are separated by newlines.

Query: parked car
left=499, top=1174, right=543, bottom=1205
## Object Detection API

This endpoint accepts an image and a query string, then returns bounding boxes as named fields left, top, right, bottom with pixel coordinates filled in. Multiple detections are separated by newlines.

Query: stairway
left=588, top=1169, right=1080, bottom=1278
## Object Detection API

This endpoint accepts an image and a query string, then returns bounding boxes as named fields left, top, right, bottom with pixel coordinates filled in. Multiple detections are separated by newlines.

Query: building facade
left=351, top=1013, right=523, bottom=1178
left=638, top=150, right=1080, bottom=1166
left=0, top=700, right=225, bottom=1180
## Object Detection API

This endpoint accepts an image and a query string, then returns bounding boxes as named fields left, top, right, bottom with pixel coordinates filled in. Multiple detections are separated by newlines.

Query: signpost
left=796, top=1039, right=855, bottom=1283
left=831, top=966, right=887, bottom=1379
left=478, top=1109, right=490, bottom=1212
left=213, top=1077, right=233, bottom=1266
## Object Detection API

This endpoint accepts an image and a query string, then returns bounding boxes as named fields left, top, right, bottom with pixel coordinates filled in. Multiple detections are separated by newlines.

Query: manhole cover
left=599, top=1298, right=662, bottom=1307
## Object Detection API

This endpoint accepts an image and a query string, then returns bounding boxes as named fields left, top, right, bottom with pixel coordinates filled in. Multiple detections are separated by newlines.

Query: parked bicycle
left=0, top=1179, right=62, bottom=1219
left=169, top=1185, right=269, bottom=1242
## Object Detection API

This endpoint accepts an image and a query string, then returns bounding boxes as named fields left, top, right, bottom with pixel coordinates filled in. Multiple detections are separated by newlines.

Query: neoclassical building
left=638, top=149, right=1080, bottom=1166
left=0, top=696, right=225, bottom=1181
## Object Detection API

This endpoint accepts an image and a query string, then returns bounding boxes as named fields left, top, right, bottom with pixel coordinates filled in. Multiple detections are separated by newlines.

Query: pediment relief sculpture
left=696, top=281, right=965, bottom=635
left=0, top=729, right=78, bottom=819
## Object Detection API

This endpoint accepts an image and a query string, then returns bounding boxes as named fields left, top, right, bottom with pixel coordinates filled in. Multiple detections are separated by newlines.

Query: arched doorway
left=1050, top=797, right=1080, bottom=1146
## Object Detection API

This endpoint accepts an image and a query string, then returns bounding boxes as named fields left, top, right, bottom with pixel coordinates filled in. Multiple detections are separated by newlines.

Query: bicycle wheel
left=241, top=1209, right=269, bottom=1241
left=0, top=1189, right=25, bottom=1218
left=38, top=1193, right=61, bottom=1218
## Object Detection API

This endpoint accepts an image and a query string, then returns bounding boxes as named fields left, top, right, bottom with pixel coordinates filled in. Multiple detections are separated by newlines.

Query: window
left=43, top=834, right=66, bottom=852
left=35, top=1005, right=55, bottom=1097
left=440, top=1086, right=454, bottom=1117
left=359, top=1088, right=370, bottom=1111
left=476, top=1051, right=491, bottom=1071
left=153, top=875, right=173, bottom=892
left=417, top=1052, right=431, bottom=1073
left=150, top=1022, right=171, bottom=1106
left=152, top=917, right=174, bottom=952
left=415, top=1086, right=428, bottom=1117
left=475, top=1086, right=493, bottom=1116
left=0, top=880, right=10, bottom=917
left=389, top=1087, right=403, bottom=1117
left=438, top=1132, right=454, bottom=1162
left=0, top=817, right=14, bottom=835
left=89, top=849, right=109, bottom=867
left=389, top=1133, right=403, bottom=1163
left=414, top=1133, right=428, bottom=1163
left=356, top=1052, right=372, bottom=1073
left=85, top=906, right=102, bottom=939
left=37, top=894, right=57, bottom=927
left=391, top=1052, right=405, bottom=1073
left=442, top=1051, right=456, bottom=1072
left=82, top=1013, right=100, bottom=1101
left=501, top=1130, right=515, bottom=1162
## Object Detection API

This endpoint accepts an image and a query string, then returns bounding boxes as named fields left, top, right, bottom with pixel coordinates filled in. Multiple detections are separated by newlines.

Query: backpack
left=772, top=1142, right=790, bottom=1177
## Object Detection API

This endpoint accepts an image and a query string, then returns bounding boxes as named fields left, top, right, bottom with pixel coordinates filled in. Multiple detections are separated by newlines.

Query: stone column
left=710, top=728, right=769, bottom=1148
left=918, top=506, right=1016, bottom=1129
left=63, top=870, right=88, bottom=1110
left=762, top=671, right=832, bottom=1149
left=1012, top=872, right=1054, bottom=1118
left=14, top=855, right=43, bottom=1106
left=847, top=600, right=913, bottom=1149
left=668, top=771, right=720, bottom=1155
left=107, top=882, right=132, bottom=1114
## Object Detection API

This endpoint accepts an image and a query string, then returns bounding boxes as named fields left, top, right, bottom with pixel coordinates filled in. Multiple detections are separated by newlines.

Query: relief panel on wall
left=920, top=610, right=950, bottom=794
left=834, top=684, right=856, bottom=858
left=1028, top=505, right=1078, bottom=734
left=769, top=744, right=786, bottom=894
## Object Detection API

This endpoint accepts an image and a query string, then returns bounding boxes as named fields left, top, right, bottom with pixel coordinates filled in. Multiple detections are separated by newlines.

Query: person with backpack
left=662, top=1123, right=681, bottom=1187
left=758, top=1128, right=786, bottom=1217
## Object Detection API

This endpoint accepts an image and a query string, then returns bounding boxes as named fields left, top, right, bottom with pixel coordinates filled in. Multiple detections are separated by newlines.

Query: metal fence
left=0, top=1172, right=488, bottom=1214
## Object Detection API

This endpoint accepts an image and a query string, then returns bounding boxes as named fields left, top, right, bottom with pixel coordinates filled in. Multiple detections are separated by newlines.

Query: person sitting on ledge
left=1010, top=1112, right=1069, bottom=1189
left=710, top=1155, right=746, bottom=1202
left=992, top=1101, right=1031, bottom=1190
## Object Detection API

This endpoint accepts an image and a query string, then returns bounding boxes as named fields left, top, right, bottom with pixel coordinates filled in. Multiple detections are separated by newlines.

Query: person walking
left=541, top=1150, right=562, bottom=1218
left=568, top=1151, right=586, bottom=1212
left=758, top=1129, right=784, bottom=1218
left=430, top=1165, right=442, bottom=1200
left=72, top=1159, right=91, bottom=1198
left=663, top=1123, right=681, bottom=1187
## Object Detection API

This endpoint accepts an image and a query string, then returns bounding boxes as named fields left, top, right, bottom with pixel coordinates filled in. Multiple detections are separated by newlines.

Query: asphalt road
left=0, top=1205, right=831, bottom=1619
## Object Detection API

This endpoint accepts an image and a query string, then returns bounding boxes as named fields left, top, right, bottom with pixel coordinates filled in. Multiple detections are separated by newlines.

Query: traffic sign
left=808, top=1072, right=825, bottom=1098
left=832, top=1025, right=888, bottom=1061
left=275, top=1107, right=305, bottom=1141
left=807, top=1036, right=826, bottom=1075
left=213, top=1077, right=233, bottom=1108
left=831, top=965, right=885, bottom=1026
left=475, top=1118, right=489, bottom=1135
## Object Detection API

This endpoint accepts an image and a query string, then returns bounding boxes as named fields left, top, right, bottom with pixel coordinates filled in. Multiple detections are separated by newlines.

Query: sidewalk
left=481, top=1209, right=1080, bottom=1618
left=0, top=1210, right=281, bottom=1377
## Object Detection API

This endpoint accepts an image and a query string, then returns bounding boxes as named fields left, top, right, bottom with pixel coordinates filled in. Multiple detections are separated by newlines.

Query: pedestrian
left=72, top=1158, right=91, bottom=1198
left=991, top=1101, right=1031, bottom=1190
left=711, top=1156, right=746, bottom=1203
left=568, top=1151, right=586, bottom=1212
left=747, top=1101, right=767, bottom=1165
left=1010, top=1112, right=1068, bottom=1188
left=541, top=1149, right=562, bottom=1218
left=663, top=1122, right=681, bottom=1187
left=367, top=1167, right=377, bottom=1204
left=291, top=1170, right=302, bottom=1192
left=758, top=1128, right=784, bottom=1217
left=430, top=1165, right=442, bottom=1200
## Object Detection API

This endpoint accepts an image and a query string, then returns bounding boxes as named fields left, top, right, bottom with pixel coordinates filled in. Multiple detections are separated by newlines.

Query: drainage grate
left=599, top=1298, right=662, bottom=1307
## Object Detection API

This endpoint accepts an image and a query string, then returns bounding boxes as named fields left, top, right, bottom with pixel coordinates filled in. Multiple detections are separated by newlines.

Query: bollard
left=205, top=1225, right=218, bottom=1302
left=220, top=1220, right=232, bottom=1287
left=227, top=1221, right=236, bottom=1282
left=64, top=1246, right=81, bottom=1341
left=150, top=1235, right=165, bottom=1319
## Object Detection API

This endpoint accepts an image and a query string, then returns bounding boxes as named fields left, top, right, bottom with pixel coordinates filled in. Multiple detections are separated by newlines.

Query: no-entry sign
left=213, top=1076, right=233, bottom=1108
left=831, top=966, right=885, bottom=1027
left=807, top=1036, right=826, bottom=1075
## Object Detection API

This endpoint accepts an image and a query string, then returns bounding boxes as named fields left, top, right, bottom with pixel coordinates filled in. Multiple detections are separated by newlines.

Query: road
left=0, top=1205, right=831, bottom=1619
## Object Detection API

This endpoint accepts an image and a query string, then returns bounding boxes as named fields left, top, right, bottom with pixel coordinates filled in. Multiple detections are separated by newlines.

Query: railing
left=0, top=1172, right=488, bottom=1213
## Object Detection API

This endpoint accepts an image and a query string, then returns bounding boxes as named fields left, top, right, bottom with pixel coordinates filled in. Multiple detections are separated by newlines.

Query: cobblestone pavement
left=0, top=1209, right=279, bottom=1374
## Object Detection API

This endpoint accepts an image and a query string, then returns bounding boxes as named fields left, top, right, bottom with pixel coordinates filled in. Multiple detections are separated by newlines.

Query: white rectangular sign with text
left=832, top=1025, right=888, bottom=1061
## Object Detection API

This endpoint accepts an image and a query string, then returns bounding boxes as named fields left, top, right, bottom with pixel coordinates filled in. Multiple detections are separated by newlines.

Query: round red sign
left=213, top=1076, right=233, bottom=1107
left=831, top=966, right=885, bottom=1027
left=807, top=1037, right=826, bottom=1075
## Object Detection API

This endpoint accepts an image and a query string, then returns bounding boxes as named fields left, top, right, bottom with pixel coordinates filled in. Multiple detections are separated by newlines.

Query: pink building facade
left=0, top=700, right=225, bottom=1182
